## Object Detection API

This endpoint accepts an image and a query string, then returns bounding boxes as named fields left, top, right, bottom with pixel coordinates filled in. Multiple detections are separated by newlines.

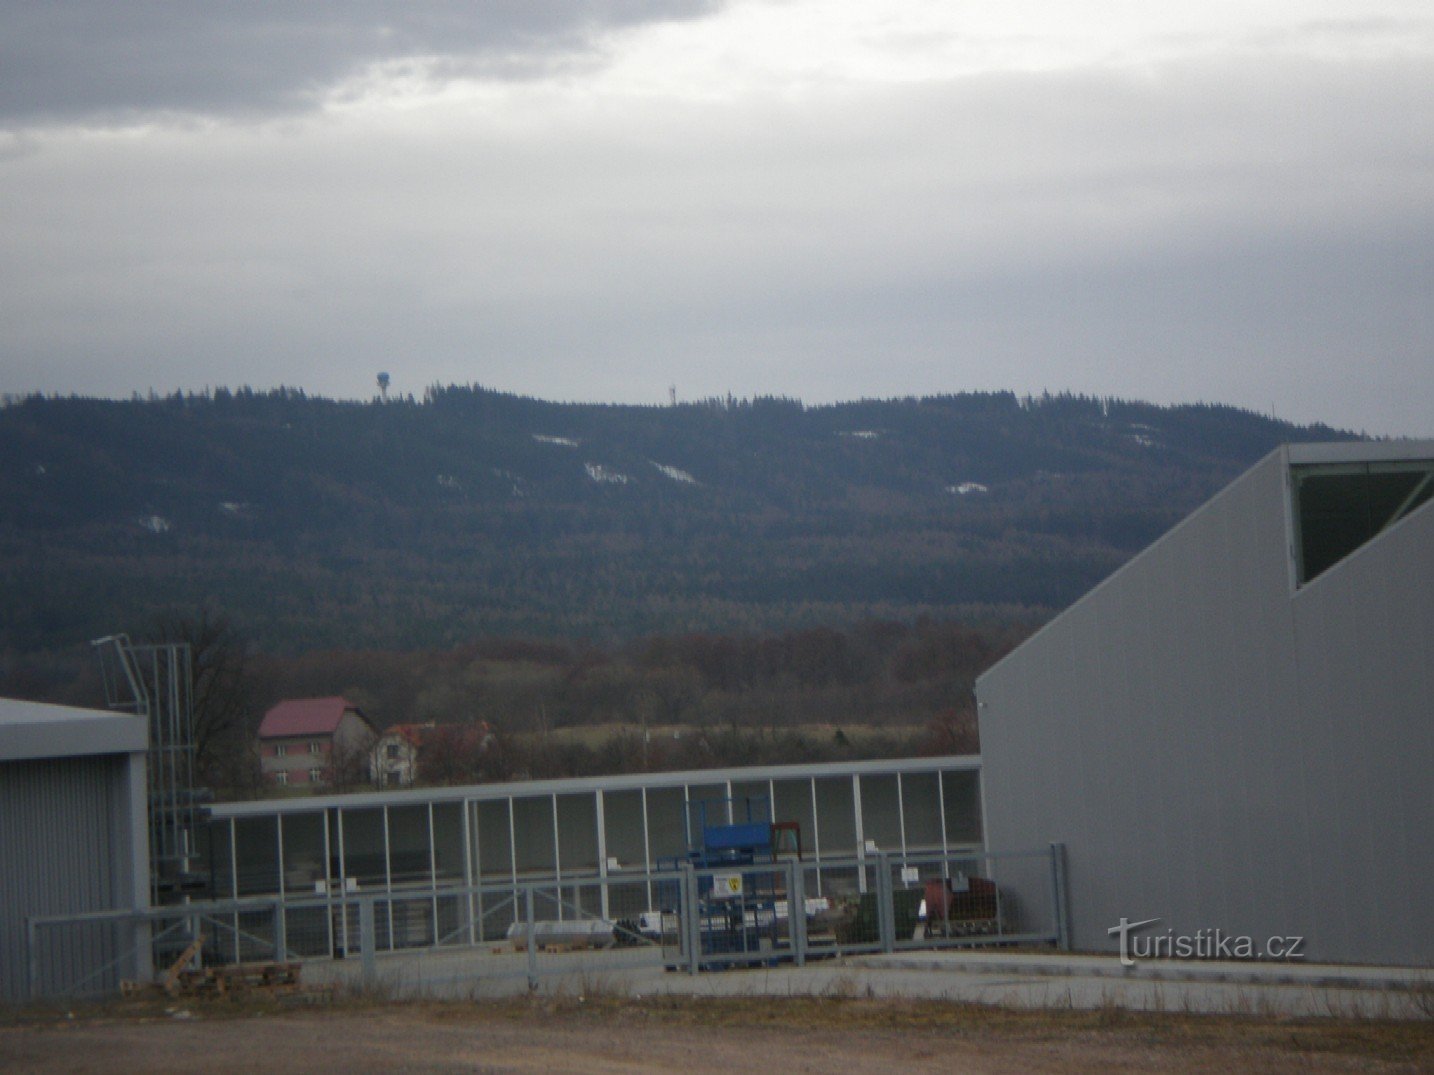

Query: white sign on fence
left=711, top=872, right=743, bottom=899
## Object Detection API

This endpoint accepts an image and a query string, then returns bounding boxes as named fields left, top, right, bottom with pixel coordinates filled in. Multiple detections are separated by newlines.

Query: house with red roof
left=257, top=696, right=376, bottom=789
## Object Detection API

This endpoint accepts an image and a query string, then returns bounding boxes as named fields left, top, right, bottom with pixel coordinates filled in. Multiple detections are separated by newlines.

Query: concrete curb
left=858, top=951, right=1427, bottom=992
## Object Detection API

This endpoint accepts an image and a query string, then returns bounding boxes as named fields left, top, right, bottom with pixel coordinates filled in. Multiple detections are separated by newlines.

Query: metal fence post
left=359, top=897, right=376, bottom=986
left=1050, top=842, right=1070, bottom=950
left=134, top=914, right=153, bottom=987
left=273, top=901, right=287, bottom=963
left=682, top=862, right=700, bottom=975
left=876, top=852, right=894, bottom=953
left=524, top=886, right=539, bottom=992
left=787, top=861, right=806, bottom=967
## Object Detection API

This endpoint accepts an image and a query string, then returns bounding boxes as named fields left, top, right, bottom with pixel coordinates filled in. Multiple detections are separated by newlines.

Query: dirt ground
left=2, top=995, right=1429, bottom=1074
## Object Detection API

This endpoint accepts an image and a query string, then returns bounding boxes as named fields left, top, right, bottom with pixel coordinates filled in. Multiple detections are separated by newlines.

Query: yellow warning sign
left=712, top=872, right=743, bottom=898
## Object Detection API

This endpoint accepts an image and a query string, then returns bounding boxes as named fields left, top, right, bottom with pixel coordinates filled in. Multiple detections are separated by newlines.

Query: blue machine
left=661, top=796, right=784, bottom=963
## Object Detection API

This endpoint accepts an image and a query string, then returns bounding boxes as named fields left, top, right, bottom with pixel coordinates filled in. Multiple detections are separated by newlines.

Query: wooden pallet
left=174, top=961, right=303, bottom=996
left=122, top=935, right=304, bottom=999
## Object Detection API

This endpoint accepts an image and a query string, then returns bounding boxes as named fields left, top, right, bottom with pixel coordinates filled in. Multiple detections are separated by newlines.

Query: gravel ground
left=2, top=995, right=1429, bottom=1074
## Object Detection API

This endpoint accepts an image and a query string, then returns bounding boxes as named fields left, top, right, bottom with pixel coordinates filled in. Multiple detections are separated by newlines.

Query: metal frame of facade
left=203, top=756, right=983, bottom=925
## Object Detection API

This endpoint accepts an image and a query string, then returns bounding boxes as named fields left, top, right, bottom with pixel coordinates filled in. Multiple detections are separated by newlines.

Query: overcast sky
left=2, top=2, right=1430, bottom=435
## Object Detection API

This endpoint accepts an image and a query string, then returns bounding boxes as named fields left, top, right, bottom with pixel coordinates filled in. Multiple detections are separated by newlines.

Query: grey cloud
left=1, top=21, right=1429, bottom=438
left=0, top=1, right=718, bottom=126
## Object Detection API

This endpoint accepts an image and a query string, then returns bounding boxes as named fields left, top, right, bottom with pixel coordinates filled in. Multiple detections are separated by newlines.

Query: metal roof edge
left=976, top=443, right=1290, bottom=693
left=208, top=754, right=982, bottom=817
left=0, top=697, right=147, bottom=762
left=1285, top=438, right=1434, bottom=466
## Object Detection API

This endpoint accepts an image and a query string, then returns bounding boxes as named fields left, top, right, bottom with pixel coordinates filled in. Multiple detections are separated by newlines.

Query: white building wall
left=977, top=446, right=1433, bottom=966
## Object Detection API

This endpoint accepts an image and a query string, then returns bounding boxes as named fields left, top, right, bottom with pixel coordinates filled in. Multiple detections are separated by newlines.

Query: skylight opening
left=1292, top=459, right=1434, bottom=585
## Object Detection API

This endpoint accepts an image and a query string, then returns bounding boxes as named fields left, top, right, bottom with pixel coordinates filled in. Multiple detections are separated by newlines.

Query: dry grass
left=521, top=993, right=1430, bottom=1057
left=510, top=721, right=899, bottom=750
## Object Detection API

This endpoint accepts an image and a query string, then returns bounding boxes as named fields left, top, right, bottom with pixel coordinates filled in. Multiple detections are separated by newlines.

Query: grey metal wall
left=977, top=446, right=1433, bottom=966
left=0, top=754, right=147, bottom=1002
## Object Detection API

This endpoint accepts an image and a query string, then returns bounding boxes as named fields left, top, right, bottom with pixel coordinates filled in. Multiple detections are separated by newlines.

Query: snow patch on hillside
left=533, top=434, right=579, bottom=448
left=585, top=463, right=630, bottom=485
left=492, top=468, right=525, bottom=497
left=839, top=430, right=880, bottom=440
left=946, top=482, right=988, bottom=495
left=651, top=462, right=697, bottom=484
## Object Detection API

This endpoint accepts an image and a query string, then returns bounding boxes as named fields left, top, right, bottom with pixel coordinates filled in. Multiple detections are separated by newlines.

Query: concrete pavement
left=305, top=943, right=1431, bottom=1019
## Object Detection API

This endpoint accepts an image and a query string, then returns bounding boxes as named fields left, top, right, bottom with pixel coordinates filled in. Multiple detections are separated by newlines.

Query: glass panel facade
left=387, top=804, right=432, bottom=887
left=339, top=808, right=387, bottom=889
left=511, top=795, right=556, bottom=877
left=200, top=761, right=983, bottom=910
left=684, top=782, right=729, bottom=846
left=602, top=790, right=646, bottom=868
left=555, top=793, right=599, bottom=874
left=644, top=787, right=686, bottom=863
left=813, top=777, right=856, bottom=858
left=204, top=818, right=234, bottom=897
left=280, top=812, right=326, bottom=894
left=431, top=802, right=465, bottom=885
left=729, top=779, right=771, bottom=818
left=772, top=778, right=816, bottom=858
left=900, top=772, right=944, bottom=851
left=859, top=774, right=903, bottom=853
left=474, top=799, right=513, bottom=882
left=942, top=770, right=983, bottom=846
left=234, top=816, right=280, bottom=896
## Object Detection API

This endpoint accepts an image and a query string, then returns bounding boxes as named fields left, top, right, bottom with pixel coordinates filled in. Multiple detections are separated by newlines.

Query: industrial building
left=193, top=756, right=992, bottom=962
left=204, top=756, right=983, bottom=913
left=977, top=441, right=1434, bottom=966
left=0, top=699, right=151, bottom=1002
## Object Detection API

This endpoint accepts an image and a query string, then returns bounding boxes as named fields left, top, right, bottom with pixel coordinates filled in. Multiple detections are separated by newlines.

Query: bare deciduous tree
left=144, top=604, right=256, bottom=794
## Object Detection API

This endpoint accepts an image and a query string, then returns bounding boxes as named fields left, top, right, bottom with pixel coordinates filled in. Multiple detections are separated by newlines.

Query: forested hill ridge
left=1, top=386, right=1355, bottom=658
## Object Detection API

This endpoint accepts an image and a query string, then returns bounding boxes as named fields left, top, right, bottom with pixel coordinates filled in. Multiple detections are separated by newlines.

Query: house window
left=275, top=743, right=287, bottom=757
left=309, top=740, right=322, bottom=754
left=309, top=768, right=323, bottom=783
left=386, top=744, right=401, bottom=760
left=275, top=771, right=288, bottom=786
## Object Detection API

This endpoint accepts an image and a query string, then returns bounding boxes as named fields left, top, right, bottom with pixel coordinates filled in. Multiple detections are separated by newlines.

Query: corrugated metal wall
left=977, top=450, right=1434, bottom=966
left=0, top=755, right=131, bottom=1002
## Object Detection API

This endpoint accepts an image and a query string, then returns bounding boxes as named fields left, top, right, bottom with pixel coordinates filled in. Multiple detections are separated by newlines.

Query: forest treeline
left=0, top=385, right=1355, bottom=667
left=5, top=612, right=1018, bottom=795
left=247, top=617, right=1019, bottom=791
left=0, top=385, right=1359, bottom=792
